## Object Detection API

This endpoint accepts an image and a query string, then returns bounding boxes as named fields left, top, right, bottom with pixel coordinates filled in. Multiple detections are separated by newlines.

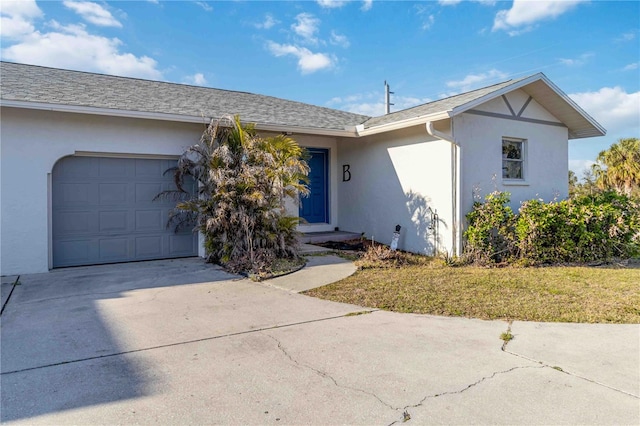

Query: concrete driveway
left=1, top=256, right=638, bottom=425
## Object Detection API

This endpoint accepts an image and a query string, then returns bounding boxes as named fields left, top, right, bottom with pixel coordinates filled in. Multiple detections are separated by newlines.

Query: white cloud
left=569, top=159, right=596, bottom=178
left=195, top=1, right=212, bottom=12
left=569, top=87, right=640, bottom=137
left=184, top=73, right=207, bottom=86
left=622, top=62, right=639, bottom=72
left=291, top=13, right=320, bottom=44
left=0, top=0, right=42, bottom=18
left=316, top=0, right=348, bottom=8
left=446, top=69, right=508, bottom=92
left=361, top=0, right=373, bottom=11
left=422, top=14, right=435, bottom=30
left=254, top=13, right=279, bottom=30
left=62, top=1, right=122, bottom=28
left=266, top=41, right=334, bottom=74
left=330, top=30, right=349, bottom=48
left=439, top=0, right=496, bottom=6
left=0, top=0, right=43, bottom=39
left=493, top=0, right=586, bottom=34
left=615, top=31, right=636, bottom=42
left=2, top=21, right=162, bottom=80
left=559, top=52, right=594, bottom=67
left=414, top=5, right=435, bottom=30
left=327, top=92, right=432, bottom=116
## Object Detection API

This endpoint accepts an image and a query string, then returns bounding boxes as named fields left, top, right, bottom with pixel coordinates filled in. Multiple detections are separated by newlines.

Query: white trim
left=0, top=100, right=359, bottom=138
left=2, top=71, right=605, bottom=139
left=452, top=73, right=606, bottom=136
left=426, top=120, right=462, bottom=257
left=502, top=180, right=530, bottom=186
left=74, top=151, right=180, bottom=160
left=357, top=112, right=451, bottom=136
left=501, top=137, right=527, bottom=181
left=452, top=74, right=544, bottom=116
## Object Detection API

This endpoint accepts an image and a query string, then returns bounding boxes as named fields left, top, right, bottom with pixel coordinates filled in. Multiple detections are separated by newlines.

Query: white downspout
left=426, top=121, right=462, bottom=257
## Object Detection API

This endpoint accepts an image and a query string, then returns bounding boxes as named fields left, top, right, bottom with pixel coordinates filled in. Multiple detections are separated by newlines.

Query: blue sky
left=2, top=0, right=638, bottom=176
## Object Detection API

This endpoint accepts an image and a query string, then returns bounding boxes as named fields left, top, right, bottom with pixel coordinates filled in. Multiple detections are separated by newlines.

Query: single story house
left=0, top=61, right=605, bottom=276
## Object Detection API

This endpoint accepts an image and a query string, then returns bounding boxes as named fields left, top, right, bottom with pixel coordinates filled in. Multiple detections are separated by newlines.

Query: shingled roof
left=1, top=62, right=604, bottom=139
left=0, top=61, right=369, bottom=132
left=361, top=76, right=530, bottom=129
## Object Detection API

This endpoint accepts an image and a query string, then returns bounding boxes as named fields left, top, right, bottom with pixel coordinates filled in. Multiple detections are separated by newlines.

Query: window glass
left=502, top=139, right=524, bottom=179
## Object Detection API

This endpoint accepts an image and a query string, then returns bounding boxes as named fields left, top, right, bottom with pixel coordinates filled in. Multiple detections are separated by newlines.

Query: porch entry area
left=300, top=148, right=329, bottom=224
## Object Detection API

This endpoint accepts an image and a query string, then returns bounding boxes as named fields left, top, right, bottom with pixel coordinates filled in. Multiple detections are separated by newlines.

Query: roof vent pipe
left=384, top=81, right=394, bottom=115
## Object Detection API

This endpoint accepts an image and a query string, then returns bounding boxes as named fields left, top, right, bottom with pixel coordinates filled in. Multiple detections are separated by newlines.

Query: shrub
left=465, top=191, right=640, bottom=265
left=464, top=191, right=517, bottom=264
left=156, top=115, right=309, bottom=274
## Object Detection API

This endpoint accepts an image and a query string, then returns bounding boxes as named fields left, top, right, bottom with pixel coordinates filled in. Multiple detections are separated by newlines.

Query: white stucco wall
left=337, top=126, right=454, bottom=255
left=0, top=107, right=207, bottom=275
left=455, top=90, right=569, bottom=221
left=0, top=108, right=340, bottom=276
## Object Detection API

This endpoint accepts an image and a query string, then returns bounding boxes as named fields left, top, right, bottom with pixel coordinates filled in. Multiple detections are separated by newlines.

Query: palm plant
left=156, top=115, right=310, bottom=274
left=594, top=138, right=640, bottom=197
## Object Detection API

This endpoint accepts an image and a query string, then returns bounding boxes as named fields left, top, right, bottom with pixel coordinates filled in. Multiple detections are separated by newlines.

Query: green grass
left=304, top=253, right=640, bottom=324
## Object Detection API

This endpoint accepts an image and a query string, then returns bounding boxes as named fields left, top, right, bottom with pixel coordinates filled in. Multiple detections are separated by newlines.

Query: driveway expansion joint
left=0, top=313, right=360, bottom=376
left=502, top=348, right=640, bottom=399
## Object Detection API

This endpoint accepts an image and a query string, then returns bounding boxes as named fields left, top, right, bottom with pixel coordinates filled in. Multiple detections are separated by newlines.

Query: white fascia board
left=356, top=111, right=451, bottom=137
left=538, top=75, right=607, bottom=136
left=0, top=99, right=211, bottom=124
left=450, top=73, right=545, bottom=116
left=0, top=100, right=358, bottom=138
left=450, top=73, right=606, bottom=136
left=254, top=123, right=357, bottom=138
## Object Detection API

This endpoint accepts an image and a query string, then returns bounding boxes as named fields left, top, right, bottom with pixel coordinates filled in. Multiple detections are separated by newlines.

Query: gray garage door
left=52, top=156, right=197, bottom=268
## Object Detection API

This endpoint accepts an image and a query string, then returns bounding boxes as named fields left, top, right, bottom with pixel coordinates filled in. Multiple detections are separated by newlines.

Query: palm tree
left=156, top=115, right=310, bottom=274
left=595, top=138, right=640, bottom=196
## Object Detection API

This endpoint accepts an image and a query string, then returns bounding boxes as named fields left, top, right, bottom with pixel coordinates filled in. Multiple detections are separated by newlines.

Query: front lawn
left=304, top=253, right=640, bottom=323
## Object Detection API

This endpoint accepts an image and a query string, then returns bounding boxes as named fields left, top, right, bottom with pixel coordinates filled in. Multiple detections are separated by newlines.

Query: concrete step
left=299, top=231, right=361, bottom=244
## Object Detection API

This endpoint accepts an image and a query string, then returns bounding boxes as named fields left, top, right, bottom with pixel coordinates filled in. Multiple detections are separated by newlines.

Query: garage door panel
left=55, top=240, right=91, bottom=265
left=56, top=183, right=91, bottom=206
left=135, top=210, right=163, bottom=231
left=53, top=157, right=197, bottom=268
left=99, top=238, right=130, bottom=260
left=55, top=211, right=92, bottom=234
left=98, top=210, right=129, bottom=233
left=135, top=236, right=163, bottom=257
left=169, top=233, right=196, bottom=255
left=57, top=157, right=99, bottom=178
left=98, top=183, right=129, bottom=205
left=135, top=159, right=164, bottom=176
left=99, top=158, right=130, bottom=178
left=135, top=183, right=164, bottom=204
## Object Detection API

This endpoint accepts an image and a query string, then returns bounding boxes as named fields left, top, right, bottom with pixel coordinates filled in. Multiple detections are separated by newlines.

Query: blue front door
left=300, top=149, right=329, bottom=223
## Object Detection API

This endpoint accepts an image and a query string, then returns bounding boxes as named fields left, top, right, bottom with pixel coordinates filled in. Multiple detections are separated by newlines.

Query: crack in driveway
left=267, top=334, right=399, bottom=412
left=387, top=365, right=546, bottom=425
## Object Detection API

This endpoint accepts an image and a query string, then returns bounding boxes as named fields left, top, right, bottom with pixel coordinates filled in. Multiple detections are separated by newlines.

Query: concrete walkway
left=1, top=255, right=638, bottom=425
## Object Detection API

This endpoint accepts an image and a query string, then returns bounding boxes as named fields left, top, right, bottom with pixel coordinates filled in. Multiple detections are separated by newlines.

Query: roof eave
left=450, top=73, right=606, bottom=138
left=356, top=111, right=451, bottom=137
left=0, top=100, right=359, bottom=138
left=450, top=73, right=545, bottom=116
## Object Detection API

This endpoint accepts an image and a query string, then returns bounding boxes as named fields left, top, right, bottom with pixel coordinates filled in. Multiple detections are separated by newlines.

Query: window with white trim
left=502, top=138, right=525, bottom=180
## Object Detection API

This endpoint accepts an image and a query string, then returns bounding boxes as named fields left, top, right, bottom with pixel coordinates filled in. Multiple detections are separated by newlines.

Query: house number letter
left=342, top=164, right=351, bottom=182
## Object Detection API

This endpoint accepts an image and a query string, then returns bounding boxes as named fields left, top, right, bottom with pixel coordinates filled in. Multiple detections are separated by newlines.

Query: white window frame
left=502, top=137, right=527, bottom=183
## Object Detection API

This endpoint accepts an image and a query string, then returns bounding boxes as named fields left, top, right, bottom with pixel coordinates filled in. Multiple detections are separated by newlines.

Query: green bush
left=465, top=191, right=640, bottom=265
left=464, top=191, right=517, bottom=264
